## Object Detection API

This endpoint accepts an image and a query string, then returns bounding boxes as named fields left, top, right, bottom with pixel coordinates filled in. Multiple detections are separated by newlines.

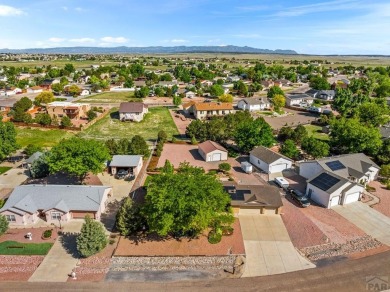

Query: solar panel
left=325, top=160, right=346, bottom=171
left=310, top=173, right=341, bottom=191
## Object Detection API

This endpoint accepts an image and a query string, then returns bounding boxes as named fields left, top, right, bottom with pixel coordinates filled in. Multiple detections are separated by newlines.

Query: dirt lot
left=263, top=108, right=320, bottom=130
left=157, top=143, right=262, bottom=185
left=114, top=219, right=244, bottom=256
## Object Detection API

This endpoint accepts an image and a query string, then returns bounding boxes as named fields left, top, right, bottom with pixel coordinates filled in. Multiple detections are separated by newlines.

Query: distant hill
left=0, top=45, right=298, bottom=55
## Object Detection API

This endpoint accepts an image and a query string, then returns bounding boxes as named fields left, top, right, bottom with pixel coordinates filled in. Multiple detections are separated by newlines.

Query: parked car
left=289, top=189, right=310, bottom=208
left=115, top=169, right=129, bottom=179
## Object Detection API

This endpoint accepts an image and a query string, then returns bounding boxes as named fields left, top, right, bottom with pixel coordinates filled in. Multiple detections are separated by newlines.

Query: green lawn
left=0, top=167, right=12, bottom=175
left=16, top=128, right=75, bottom=148
left=78, top=107, right=179, bottom=142
left=78, top=91, right=140, bottom=104
left=0, top=241, right=53, bottom=255
left=304, top=125, right=330, bottom=141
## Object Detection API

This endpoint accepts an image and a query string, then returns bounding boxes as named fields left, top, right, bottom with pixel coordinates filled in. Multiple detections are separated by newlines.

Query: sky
left=0, top=0, right=390, bottom=55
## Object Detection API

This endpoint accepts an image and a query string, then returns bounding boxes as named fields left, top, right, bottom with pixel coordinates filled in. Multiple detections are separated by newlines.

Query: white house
left=80, top=89, right=90, bottom=96
left=237, top=98, right=271, bottom=111
left=198, top=140, right=228, bottom=162
left=27, top=86, right=43, bottom=94
left=118, top=102, right=148, bottom=122
left=299, top=153, right=380, bottom=208
left=285, top=94, right=314, bottom=107
left=0, top=75, right=7, bottom=82
left=250, top=146, right=293, bottom=174
left=316, top=90, right=335, bottom=101
left=185, top=91, right=196, bottom=99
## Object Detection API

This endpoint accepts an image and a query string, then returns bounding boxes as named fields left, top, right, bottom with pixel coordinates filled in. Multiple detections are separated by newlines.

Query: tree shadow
left=110, top=111, right=120, bottom=120
left=59, top=232, right=80, bottom=258
left=100, top=199, right=124, bottom=232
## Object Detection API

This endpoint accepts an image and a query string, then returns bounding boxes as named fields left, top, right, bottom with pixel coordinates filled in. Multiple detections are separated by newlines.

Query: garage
left=211, top=153, right=222, bottom=161
left=72, top=211, right=96, bottom=219
left=345, top=192, right=360, bottom=204
left=270, top=163, right=288, bottom=173
left=198, top=140, right=228, bottom=162
left=330, top=196, right=340, bottom=207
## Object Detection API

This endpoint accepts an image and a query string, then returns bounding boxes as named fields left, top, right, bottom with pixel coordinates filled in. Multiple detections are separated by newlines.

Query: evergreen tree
left=116, top=198, right=142, bottom=236
left=0, top=215, right=9, bottom=236
left=76, top=215, right=108, bottom=257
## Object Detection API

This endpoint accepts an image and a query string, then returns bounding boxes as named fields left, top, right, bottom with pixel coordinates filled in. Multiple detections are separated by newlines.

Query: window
left=6, top=215, right=16, bottom=222
left=51, top=212, right=61, bottom=220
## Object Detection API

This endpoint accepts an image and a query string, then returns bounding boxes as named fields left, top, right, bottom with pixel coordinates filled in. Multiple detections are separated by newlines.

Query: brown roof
left=225, top=183, right=283, bottom=208
left=182, top=101, right=195, bottom=109
left=119, top=102, right=147, bottom=113
left=250, top=146, right=293, bottom=164
left=198, top=140, right=227, bottom=154
left=194, top=102, right=233, bottom=111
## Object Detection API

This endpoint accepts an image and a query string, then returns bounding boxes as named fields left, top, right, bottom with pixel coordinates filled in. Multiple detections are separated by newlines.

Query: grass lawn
left=78, top=91, right=140, bottom=104
left=78, top=107, right=179, bottom=142
left=0, top=241, right=53, bottom=255
left=0, top=167, right=12, bottom=175
left=16, top=128, right=75, bottom=148
left=304, top=124, right=330, bottom=141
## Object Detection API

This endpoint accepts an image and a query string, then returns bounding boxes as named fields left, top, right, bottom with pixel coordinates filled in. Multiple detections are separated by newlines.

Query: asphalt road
left=1, top=250, right=390, bottom=291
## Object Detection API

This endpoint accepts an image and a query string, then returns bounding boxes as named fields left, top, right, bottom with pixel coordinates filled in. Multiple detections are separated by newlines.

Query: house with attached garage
left=0, top=185, right=112, bottom=225
left=190, top=102, right=234, bottom=119
left=299, top=153, right=380, bottom=208
left=249, top=146, right=293, bottom=174
left=198, top=140, right=228, bottom=162
left=237, top=98, right=271, bottom=112
left=285, top=93, right=314, bottom=107
left=316, top=90, right=335, bottom=101
left=118, top=102, right=148, bottom=122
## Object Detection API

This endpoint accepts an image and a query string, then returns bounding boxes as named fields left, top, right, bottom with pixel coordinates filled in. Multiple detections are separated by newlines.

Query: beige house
left=187, top=102, right=234, bottom=119
left=198, top=140, right=228, bottom=162
left=46, top=101, right=91, bottom=120
left=119, top=102, right=148, bottom=122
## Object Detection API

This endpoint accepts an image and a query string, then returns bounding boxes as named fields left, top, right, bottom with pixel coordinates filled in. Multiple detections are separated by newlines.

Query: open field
left=0, top=241, right=53, bottom=255
left=78, top=107, right=179, bottom=142
left=78, top=91, right=139, bottom=104
left=16, top=128, right=74, bottom=148
left=304, top=124, right=330, bottom=141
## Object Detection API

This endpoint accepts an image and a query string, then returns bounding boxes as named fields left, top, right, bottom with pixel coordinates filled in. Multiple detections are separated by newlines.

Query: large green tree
left=76, top=215, right=108, bottom=257
left=142, top=162, right=233, bottom=237
left=116, top=197, right=143, bottom=236
left=301, top=137, right=330, bottom=158
left=356, top=102, right=389, bottom=127
left=272, top=94, right=286, bottom=111
left=130, top=135, right=150, bottom=156
left=47, top=137, right=110, bottom=180
left=209, top=84, right=224, bottom=97
left=309, top=76, right=330, bottom=90
left=280, top=139, right=299, bottom=159
left=0, top=121, right=18, bottom=160
left=267, top=86, right=284, bottom=99
left=34, top=91, right=54, bottom=105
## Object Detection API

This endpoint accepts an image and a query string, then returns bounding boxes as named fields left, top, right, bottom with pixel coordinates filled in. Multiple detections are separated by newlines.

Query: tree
left=309, top=76, right=330, bottom=90
left=67, top=84, right=81, bottom=97
left=30, top=152, right=50, bottom=178
left=130, top=135, right=150, bottom=156
left=161, top=159, right=174, bottom=174
left=209, top=84, right=224, bottom=97
left=292, top=125, right=308, bottom=144
left=35, top=113, right=52, bottom=126
left=47, top=137, right=110, bottom=180
left=380, top=164, right=390, bottom=180
left=60, top=116, right=72, bottom=127
left=280, top=139, right=299, bottom=159
left=24, top=144, right=42, bottom=156
left=218, top=94, right=233, bottom=103
left=333, top=88, right=369, bottom=116
left=173, top=95, right=182, bottom=106
left=13, top=96, right=32, bottom=112
left=0, top=215, right=9, bottom=236
left=278, top=126, right=294, bottom=142
left=116, top=197, right=143, bottom=236
left=234, top=117, right=275, bottom=153
left=134, top=86, right=149, bottom=98
left=356, top=102, right=389, bottom=127
left=87, top=110, right=97, bottom=121
left=158, top=130, right=168, bottom=143
left=142, top=162, right=233, bottom=237
left=267, top=86, right=285, bottom=99
left=301, top=137, right=330, bottom=158
left=329, top=118, right=382, bottom=155
left=76, top=215, right=108, bottom=258
left=236, top=81, right=248, bottom=96
left=377, top=139, right=390, bottom=165
left=51, top=83, right=64, bottom=94
left=0, top=120, right=18, bottom=160
left=272, top=94, right=286, bottom=111
left=34, top=91, right=54, bottom=105
left=218, top=163, right=231, bottom=173
left=64, top=63, right=75, bottom=74
left=105, top=139, right=118, bottom=155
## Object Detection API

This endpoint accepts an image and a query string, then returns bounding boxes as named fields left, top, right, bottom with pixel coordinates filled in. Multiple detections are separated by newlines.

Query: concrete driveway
left=0, top=168, right=29, bottom=189
left=333, top=202, right=390, bottom=246
left=239, top=215, right=315, bottom=277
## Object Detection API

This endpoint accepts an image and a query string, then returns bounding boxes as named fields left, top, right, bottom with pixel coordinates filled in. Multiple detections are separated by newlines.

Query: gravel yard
left=0, top=256, right=44, bottom=281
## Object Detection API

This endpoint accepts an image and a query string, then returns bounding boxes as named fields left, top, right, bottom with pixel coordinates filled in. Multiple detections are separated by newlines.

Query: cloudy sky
left=0, top=0, right=390, bottom=54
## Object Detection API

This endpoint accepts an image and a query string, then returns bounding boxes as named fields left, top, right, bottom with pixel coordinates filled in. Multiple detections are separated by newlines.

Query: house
left=192, top=102, right=234, bottom=119
left=185, top=91, right=196, bottom=99
left=285, top=94, right=314, bottom=107
left=109, top=155, right=143, bottom=176
left=0, top=75, right=7, bottom=82
left=134, top=80, right=146, bottom=88
left=316, top=90, right=335, bottom=101
left=24, top=152, right=43, bottom=176
left=201, top=80, right=213, bottom=87
left=227, top=76, right=240, bottom=82
left=250, top=146, right=293, bottom=174
left=198, top=140, right=228, bottom=162
left=261, top=80, right=274, bottom=90
left=237, top=98, right=271, bottom=111
left=26, top=86, right=43, bottom=94
left=299, top=153, right=380, bottom=208
left=0, top=185, right=112, bottom=225
left=46, top=102, right=91, bottom=120
left=225, top=183, right=283, bottom=215
left=80, top=89, right=90, bottom=96
left=1, top=87, right=22, bottom=96
left=40, top=79, right=60, bottom=90
left=118, top=102, right=148, bottom=122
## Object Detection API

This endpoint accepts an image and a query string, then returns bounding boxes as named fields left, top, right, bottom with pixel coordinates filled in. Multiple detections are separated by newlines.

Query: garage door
left=72, top=212, right=96, bottom=219
left=330, top=196, right=340, bottom=207
left=212, top=153, right=221, bottom=161
left=345, top=192, right=360, bottom=204
left=239, top=208, right=261, bottom=215
left=270, top=164, right=287, bottom=173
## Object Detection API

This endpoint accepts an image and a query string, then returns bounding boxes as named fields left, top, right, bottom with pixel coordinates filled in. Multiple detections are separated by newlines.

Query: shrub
left=109, top=239, right=116, bottom=245
left=43, top=229, right=52, bottom=238
left=171, top=137, right=177, bottom=143
left=24, top=144, right=43, bottom=156
left=208, top=229, right=222, bottom=244
left=208, top=170, right=217, bottom=175
left=76, top=215, right=108, bottom=257
left=155, top=148, right=162, bottom=157
left=158, top=130, right=168, bottom=143
left=0, top=215, right=9, bottom=236
left=218, top=163, right=231, bottom=173
left=191, top=136, right=198, bottom=145
left=222, top=226, right=234, bottom=236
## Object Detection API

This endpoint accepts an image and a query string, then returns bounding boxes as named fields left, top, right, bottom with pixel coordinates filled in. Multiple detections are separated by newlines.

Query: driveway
left=239, top=215, right=315, bottom=277
left=333, top=202, right=390, bottom=246
left=0, top=168, right=29, bottom=189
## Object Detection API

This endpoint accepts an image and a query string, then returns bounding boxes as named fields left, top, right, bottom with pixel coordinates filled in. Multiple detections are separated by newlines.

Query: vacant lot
left=263, top=108, right=319, bottom=130
left=304, top=124, right=330, bottom=141
left=16, top=128, right=74, bottom=148
left=78, top=107, right=179, bottom=142
left=78, top=91, right=139, bottom=104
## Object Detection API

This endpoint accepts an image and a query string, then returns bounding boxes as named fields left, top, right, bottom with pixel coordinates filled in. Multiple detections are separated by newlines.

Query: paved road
left=333, top=202, right=390, bottom=246
left=239, top=215, right=315, bottom=277
left=3, top=250, right=390, bottom=291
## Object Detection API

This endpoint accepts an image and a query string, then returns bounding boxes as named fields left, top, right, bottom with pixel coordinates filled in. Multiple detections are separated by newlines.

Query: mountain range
left=0, top=45, right=297, bottom=55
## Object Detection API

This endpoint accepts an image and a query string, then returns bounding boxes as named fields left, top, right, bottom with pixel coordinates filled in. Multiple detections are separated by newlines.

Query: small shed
left=241, top=161, right=253, bottom=174
left=198, top=140, right=228, bottom=162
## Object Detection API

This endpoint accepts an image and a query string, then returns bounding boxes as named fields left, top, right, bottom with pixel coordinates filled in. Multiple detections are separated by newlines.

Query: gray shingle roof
left=110, top=155, right=142, bottom=167
left=25, top=152, right=43, bottom=164
left=250, top=146, right=293, bottom=164
left=0, top=185, right=111, bottom=215
left=225, top=184, right=283, bottom=208
left=239, top=98, right=270, bottom=106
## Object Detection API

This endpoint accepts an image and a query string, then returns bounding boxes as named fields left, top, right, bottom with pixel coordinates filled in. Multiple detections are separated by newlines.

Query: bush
left=218, top=163, right=231, bottom=173
left=191, top=136, right=198, bottom=145
left=158, top=130, right=168, bottom=143
left=222, top=226, right=234, bottom=236
left=0, top=215, right=9, bottom=236
left=24, top=144, right=43, bottom=156
left=43, top=229, right=52, bottom=238
left=109, top=239, right=116, bottom=245
left=208, top=170, right=217, bottom=175
left=208, top=229, right=222, bottom=244
left=171, top=137, right=177, bottom=143
left=76, top=215, right=108, bottom=257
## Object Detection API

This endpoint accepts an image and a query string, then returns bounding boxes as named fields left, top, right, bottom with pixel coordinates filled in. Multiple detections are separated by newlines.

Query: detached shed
left=198, top=140, right=228, bottom=162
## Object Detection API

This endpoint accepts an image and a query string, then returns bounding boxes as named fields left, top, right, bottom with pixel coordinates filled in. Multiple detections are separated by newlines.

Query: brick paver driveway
left=368, top=181, right=390, bottom=217
left=239, top=215, right=315, bottom=277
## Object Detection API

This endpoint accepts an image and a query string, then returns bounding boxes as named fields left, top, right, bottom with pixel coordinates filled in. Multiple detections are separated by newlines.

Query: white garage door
left=270, top=164, right=287, bottom=173
left=345, top=192, right=360, bottom=204
left=239, top=208, right=260, bottom=215
left=330, top=196, right=340, bottom=207
left=212, top=153, right=221, bottom=161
